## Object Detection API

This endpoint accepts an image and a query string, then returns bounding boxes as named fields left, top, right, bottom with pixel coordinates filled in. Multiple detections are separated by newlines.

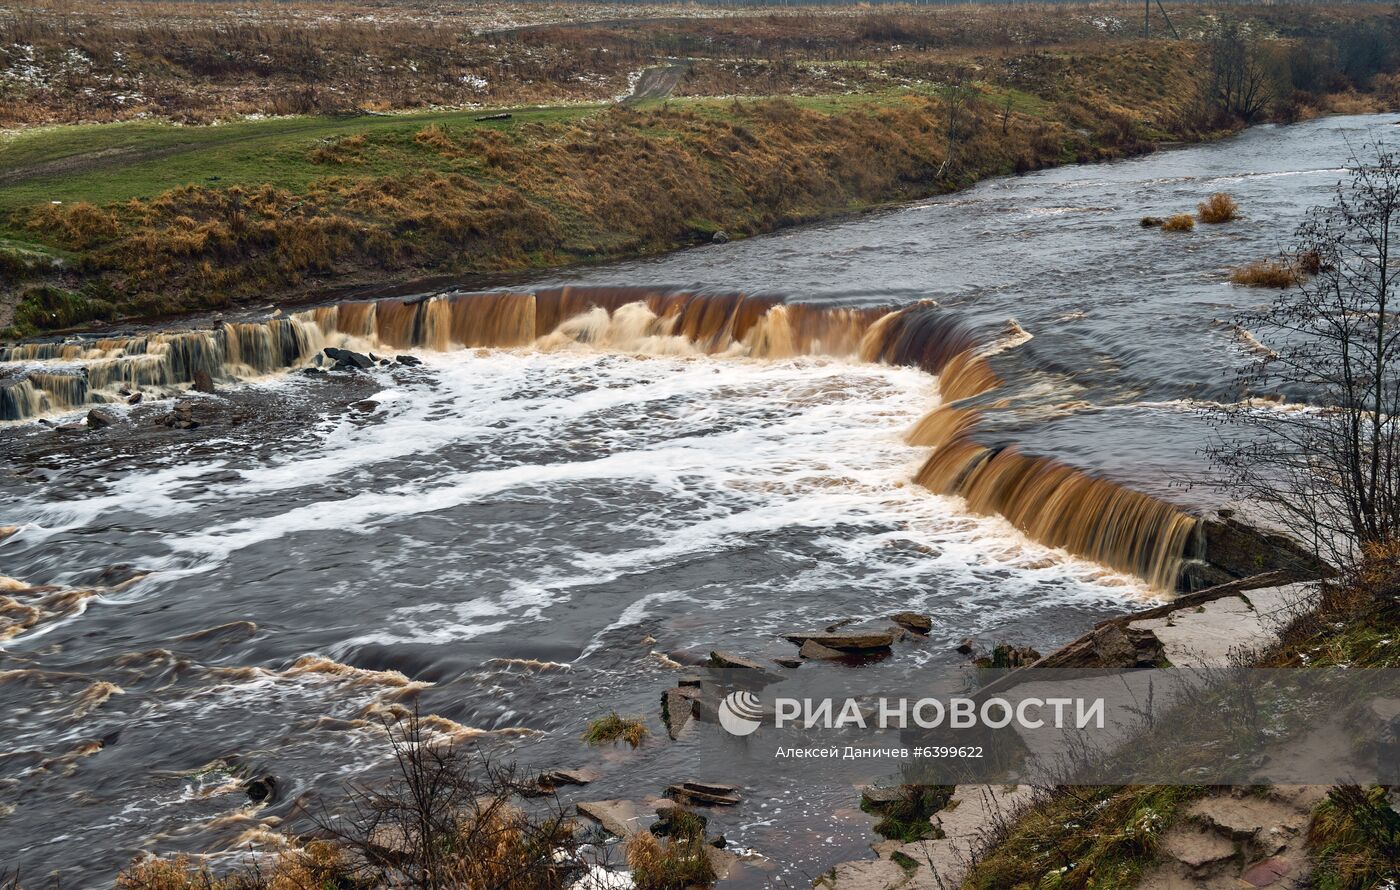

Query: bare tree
left=1207, top=20, right=1273, bottom=122
left=1206, top=144, right=1400, bottom=568
left=937, top=66, right=981, bottom=181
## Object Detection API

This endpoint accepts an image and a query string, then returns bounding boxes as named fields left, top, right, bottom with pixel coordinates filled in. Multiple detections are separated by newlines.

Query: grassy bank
left=0, top=81, right=1176, bottom=334
left=0, top=41, right=1255, bottom=338
left=3, top=2, right=1399, bottom=338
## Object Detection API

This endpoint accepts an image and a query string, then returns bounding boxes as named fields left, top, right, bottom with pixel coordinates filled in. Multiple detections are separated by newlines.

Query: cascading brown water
left=0, top=287, right=1200, bottom=590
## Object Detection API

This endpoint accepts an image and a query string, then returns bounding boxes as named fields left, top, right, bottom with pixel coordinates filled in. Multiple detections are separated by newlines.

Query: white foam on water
left=3, top=347, right=1147, bottom=653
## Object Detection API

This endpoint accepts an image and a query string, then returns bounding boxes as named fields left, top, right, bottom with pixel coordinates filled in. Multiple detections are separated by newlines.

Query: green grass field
left=0, top=104, right=601, bottom=216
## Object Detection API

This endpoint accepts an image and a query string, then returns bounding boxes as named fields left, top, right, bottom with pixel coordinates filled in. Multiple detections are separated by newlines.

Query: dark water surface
left=0, top=113, right=1393, bottom=886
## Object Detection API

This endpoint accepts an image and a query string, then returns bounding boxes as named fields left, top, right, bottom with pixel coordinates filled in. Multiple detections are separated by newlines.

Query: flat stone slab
left=782, top=630, right=895, bottom=651
left=799, top=639, right=848, bottom=659
left=575, top=799, right=644, bottom=837
left=709, top=650, right=766, bottom=670
left=1130, top=583, right=1317, bottom=668
left=1242, top=857, right=1294, bottom=887
left=1161, top=826, right=1237, bottom=870
left=666, top=780, right=741, bottom=806
left=813, top=858, right=910, bottom=889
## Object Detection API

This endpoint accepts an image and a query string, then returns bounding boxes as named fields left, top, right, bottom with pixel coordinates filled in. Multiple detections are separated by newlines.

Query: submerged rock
left=243, top=775, right=278, bottom=804
left=652, top=801, right=708, bottom=837
left=974, top=643, right=1041, bottom=669
left=524, top=767, right=599, bottom=796
left=155, top=402, right=200, bottom=430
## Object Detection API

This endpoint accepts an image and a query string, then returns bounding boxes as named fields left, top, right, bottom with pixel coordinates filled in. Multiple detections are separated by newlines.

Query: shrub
left=1162, top=214, right=1195, bottom=232
left=115, top=713, right=581, bottom=890
left=583, top=711, right=649, bottom=748
left=1197, top=192, right=1240, bottom=223
left=1230, top=259, right=1302, bottom=288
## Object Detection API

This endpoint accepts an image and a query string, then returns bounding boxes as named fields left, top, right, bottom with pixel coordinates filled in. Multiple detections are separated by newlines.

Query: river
left=0, top=112, right=1391, bottom=886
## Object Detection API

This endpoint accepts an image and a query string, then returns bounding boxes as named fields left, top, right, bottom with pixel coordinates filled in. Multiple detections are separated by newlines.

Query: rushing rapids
left=1, top=286, right=1200, bottom=591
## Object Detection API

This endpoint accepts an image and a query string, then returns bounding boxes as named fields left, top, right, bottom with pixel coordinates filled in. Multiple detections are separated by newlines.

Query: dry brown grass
left=9, top=3, right=1400, bottom=334
left=625, top=828, right=717, bottom=890
left=0, top=1, right=1395, bottom=126
left=1197, top=192, right=1240, bottom=224
left=116, top=843, right=350, bottom=890
left=1162, top=213, right=1196, bottom=232
left=1230, top=258, right=1301, bottom=288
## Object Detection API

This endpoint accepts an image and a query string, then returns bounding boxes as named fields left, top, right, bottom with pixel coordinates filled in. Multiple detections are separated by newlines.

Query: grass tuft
left=1197, top=192, right=1240, bottom=224
left=1162, top=213, right=1196, bottom=232
left=626, top=829, right=717, bottom=890
left=1307, top=784, right=1400, bottom=890
left=583, top=711, right=649, bottom=748
left=1230, top=259, right=1302, bottom=288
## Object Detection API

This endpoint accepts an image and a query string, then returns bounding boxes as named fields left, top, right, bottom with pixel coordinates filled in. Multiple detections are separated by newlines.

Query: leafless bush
left=1207, top=143, right=1400, bottom=568
left=319, top=712, right=583, bottom=890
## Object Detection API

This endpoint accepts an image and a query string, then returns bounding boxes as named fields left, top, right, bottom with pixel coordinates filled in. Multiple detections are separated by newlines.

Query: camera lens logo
left=718, top=691, right=764, bottom=736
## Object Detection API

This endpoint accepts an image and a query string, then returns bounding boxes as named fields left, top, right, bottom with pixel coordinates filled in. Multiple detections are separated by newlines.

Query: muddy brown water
left=0, top=113, right=1392, bottom=887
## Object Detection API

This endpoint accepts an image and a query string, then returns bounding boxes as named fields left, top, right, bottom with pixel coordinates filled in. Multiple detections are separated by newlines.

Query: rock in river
left=889, top=612, right=932, bottom=634
left=708, top=650, right=767, bottom=670
left=666, top=780, right=741, bottom=807
left=782, top=630, right=895, bottom=652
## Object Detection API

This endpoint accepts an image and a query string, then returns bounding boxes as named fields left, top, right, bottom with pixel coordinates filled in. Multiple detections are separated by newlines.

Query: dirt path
left=0, top=143, right=199, bottom=188
left=623, top=63, right=688, bottom=103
